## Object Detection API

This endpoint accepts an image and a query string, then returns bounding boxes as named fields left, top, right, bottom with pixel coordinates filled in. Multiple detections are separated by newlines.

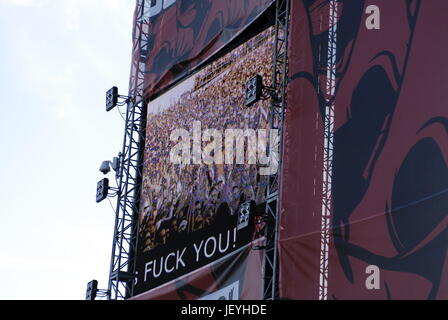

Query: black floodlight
left=106, top=86, right=118, bottom=112
left=96, top=178, right=109, bottom=203
left=86, top=280, right=98, bottom=301
left=245, top=75, right=263, bottom=107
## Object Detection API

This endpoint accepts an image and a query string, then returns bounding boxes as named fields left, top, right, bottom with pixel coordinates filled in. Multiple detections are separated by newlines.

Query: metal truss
left=263, top=0, right=290, bottom=301
left=107, top=0, right=150, bottom=300
left=318, top=0, right=339, bottom=301
left=106, top=0, right=292, bottom=301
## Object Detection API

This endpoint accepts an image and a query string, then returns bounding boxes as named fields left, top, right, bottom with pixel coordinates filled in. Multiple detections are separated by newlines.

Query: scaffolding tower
left=319, top=0, right=338, bottom=301
left=262, top=0, right=290, bottom=301
left=107, top=0, right=150, bottom=300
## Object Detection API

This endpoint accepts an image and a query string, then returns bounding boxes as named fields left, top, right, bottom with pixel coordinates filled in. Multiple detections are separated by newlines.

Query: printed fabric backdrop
left=134, top=0, right=274, bottom=99
left=281, top=0, right=448, bottom=300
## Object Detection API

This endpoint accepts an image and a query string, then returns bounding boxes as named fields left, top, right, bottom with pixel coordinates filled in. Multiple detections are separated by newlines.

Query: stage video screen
left=135, top=27, right=276, bottom=294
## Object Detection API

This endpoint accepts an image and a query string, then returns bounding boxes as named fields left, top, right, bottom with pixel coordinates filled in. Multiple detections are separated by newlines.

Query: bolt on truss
left=318, top=0, right=339, bottom=301
left=263, top=0, right=290, bottom=301
left=107, top=0, right=150, bottom=300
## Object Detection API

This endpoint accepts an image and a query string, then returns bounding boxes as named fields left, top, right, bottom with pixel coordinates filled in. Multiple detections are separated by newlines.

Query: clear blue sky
left=0, top=0, right=135, bottom=299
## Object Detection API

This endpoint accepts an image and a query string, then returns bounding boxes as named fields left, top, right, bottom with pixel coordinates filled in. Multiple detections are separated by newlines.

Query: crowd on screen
left=193, top=28, right=275, bottom=92
left=139, top=28, right=274, bottom=253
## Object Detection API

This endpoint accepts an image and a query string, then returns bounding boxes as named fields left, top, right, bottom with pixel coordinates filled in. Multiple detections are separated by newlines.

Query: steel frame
left=106, top=0, right=292, bottom=301
left=318, top=0, right=338, bottom=301
left=262, top=0, right=290, bottom=301
left=107, top=0, right=150, bottom=300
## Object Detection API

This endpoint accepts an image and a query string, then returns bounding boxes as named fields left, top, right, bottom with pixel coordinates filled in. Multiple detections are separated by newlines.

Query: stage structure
left=104, top=0, right=290, bottom=300
left=106, top=0, right=150, bottom=300
left=101, top=0, right=447, bottom=301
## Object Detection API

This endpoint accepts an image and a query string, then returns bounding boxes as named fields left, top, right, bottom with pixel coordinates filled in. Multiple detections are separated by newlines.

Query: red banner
left=131, top=240, right=264, bottom=300
left=134, top=0, right=274, bottom=99
left=281, top=0, right=448, bottom=300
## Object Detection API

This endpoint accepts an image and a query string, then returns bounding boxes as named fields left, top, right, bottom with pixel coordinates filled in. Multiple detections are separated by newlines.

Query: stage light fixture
left=245, top=75, right=263, bottom=107
left=106, top=86, right=119, bottom=112
left=96, top=178, right=109, bottom=203
left=86, top=280, right=98, bottom=301
left=99, top=155, right=121, bottom=175
left=99, top=161, right=111, bottom=175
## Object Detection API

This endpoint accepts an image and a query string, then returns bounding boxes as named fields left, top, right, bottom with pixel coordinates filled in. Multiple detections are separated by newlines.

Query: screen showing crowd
left=138, top=27, right=275, bottom=253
